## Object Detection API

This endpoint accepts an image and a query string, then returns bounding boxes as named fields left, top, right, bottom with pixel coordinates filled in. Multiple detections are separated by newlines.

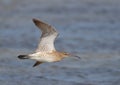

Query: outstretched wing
left=33, top=18, right=58, bottom=52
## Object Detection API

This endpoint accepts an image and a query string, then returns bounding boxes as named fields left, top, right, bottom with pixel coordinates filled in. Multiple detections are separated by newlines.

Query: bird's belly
left=40, top=57, right=55, bottom=62
left=33, top=55, right=57, bottom=62
left=30, top=52, right=62, bottom=62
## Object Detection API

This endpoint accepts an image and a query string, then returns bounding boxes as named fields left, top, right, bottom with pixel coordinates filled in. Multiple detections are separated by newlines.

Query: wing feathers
left=32, top=18, right=58, bottom=52
left=33, top=18, right=58, bottom=37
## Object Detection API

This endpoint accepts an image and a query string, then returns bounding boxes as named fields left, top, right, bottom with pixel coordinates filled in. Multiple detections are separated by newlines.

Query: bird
left=18, top=18, right=80, bottom=67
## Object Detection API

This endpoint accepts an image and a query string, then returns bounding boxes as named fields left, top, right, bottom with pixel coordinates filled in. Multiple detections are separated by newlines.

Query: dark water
left=0, top=0, right=120, bottom=85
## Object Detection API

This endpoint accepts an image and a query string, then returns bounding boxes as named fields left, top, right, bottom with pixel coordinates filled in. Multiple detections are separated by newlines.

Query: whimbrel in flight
left=18, top=18, right=80, bottom=67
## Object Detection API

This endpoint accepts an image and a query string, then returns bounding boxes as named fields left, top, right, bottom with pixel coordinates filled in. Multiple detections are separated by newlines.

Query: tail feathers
left=18, top=55, right=29, bottom=59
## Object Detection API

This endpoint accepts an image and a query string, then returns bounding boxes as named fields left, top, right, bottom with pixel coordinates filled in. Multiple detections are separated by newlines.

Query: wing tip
left=32, top=18, right=39, bottom=24
left=32, top=18, right=58, bottom=34
left=32, top=18, right=48, bottom=27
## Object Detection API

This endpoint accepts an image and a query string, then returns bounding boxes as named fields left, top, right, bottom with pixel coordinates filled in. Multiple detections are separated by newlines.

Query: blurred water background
left=0, top=0, right=120, bottom=85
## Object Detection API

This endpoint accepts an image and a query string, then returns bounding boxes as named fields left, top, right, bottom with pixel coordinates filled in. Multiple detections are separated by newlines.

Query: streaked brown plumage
left=18, top=18, right=80, bottom=67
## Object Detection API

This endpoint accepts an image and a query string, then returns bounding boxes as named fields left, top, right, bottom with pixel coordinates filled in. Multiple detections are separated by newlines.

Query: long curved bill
left=69, top=53, right=81, bottom=59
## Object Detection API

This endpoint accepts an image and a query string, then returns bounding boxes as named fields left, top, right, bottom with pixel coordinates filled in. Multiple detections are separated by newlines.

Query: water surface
left=0, top=0, right=120, bottom=85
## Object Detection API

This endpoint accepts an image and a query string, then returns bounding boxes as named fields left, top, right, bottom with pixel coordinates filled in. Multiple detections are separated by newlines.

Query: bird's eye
left=64, top=52, right=68, bottom=55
